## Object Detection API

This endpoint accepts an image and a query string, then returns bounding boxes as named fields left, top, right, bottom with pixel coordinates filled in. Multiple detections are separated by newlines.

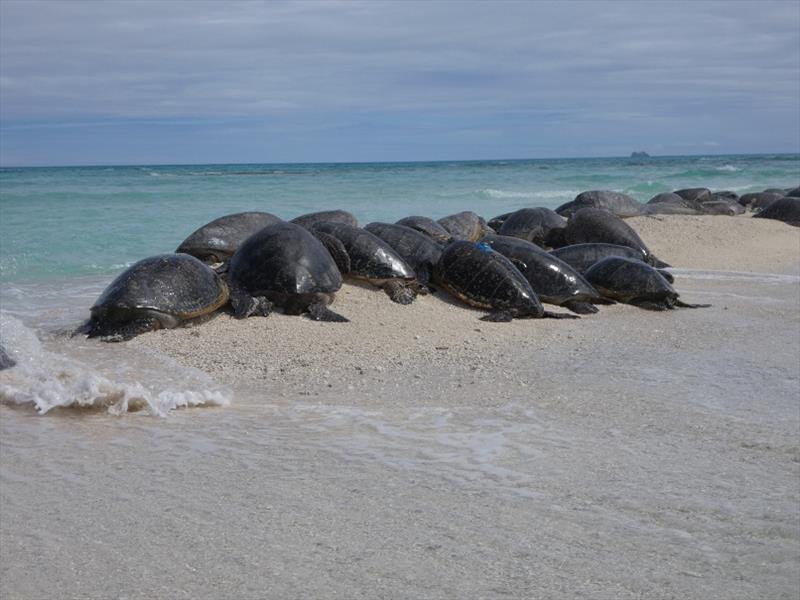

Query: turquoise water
left=2, top=154, right=798, bottom=284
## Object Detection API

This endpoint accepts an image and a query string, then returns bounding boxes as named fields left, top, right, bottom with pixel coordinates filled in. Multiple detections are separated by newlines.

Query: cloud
left=0, top=0, right=798, bottom=163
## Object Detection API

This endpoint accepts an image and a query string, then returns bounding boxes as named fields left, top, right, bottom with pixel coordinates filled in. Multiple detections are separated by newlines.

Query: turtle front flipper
left=228, top=282, right=272, bottom=319
left=562, top=300, right=599, bottom=315
left=306, top=301, right=349, bottom=322
left=383, top=279, right=417, bottom=305
left=674, top=299, right=711, bottom=309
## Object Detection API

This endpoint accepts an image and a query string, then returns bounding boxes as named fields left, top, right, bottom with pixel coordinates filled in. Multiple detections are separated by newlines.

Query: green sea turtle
left=434, top=241, right=579, bottom=322
left=550, top=243, right=675, bottom=283
left=752, top=197, right=800, bottom=226
left=311, top=222, right=423, bottom=304
left=556, top=191, right=643, bottom=218
left=645, top=192, right=703, bottom=215
left=291, top=209, right=358, bottom=229
left=364, top=222, right=442, bottom=287
left=482, top=235, right=610, bottom=314
left=0, top=344, right=15, bottom=370
left=227, top=222, right=348, bottom=321
left=584, top=257, right=709, bottom=311
left=739, top=192, right=785, bottom=210
left=562, top=207, right=671, bottom=268
left=81, top=254, right=230, bottom=341
left=437, top=211, right=490, bottom=242
left=176, top=211, right=282, bottom=265
left=496, top=207, right=567, bottom=248
left=395, top=216, right=453, bottom=245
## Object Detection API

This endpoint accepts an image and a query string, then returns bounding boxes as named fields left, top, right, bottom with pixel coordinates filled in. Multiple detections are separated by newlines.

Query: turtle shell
left=564, top=207, right=669, bottom=267
left=176, top=211, right=282, bottom=263
left=228, top=222, right=342, bottom=296
left=482, top=235, right=603, bottom=307
left=496, top=208, right=566, bottom=247
left=312, top=222, right=415, bottom=281
left=550, top=243, right=650, bottom=274
left=437, top=211, right=489, bottom=242
left=291, top=209, right=358, bottom=229
left=752, top=197, right=800, bottom=226
left=364, top=222, right=442, bottom=284
left=395, top=216, right=453, bottom=244
left=87, top=254, right=229, bottom=339
left=434, top=241, right=544, bottom=317
left=583, top=257, right=675, bottom=304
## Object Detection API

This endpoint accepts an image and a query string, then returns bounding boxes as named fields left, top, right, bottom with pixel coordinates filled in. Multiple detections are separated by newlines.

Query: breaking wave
left=0, top=312, right=231, bottom=416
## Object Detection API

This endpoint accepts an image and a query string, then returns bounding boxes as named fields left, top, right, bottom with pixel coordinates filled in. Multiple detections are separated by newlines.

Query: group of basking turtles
left=75, top=185, right=800, bottom=342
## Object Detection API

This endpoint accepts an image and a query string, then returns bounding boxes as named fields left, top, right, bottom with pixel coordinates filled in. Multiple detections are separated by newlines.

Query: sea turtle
left=364, top=222, right=442, bottom=287
left=701, top=199, right=744, bottom=215
left=81, top=254, right=230, bottom=341
left=0, top=344, right=15, bottom=370
left=487, top=212, right=513, bottom=233
left=396, top=216, right=453, bottom=245
left=562, top=207, right=670, bottom=268
left=674, top=188, right=713, bottom=204
left=437, top=211, right=490, bottom=241
left=496, top=208, right=567, bottom=248
left=291, top=209, right=358, bottom=229
left=584, top=257, right=709, bottom=311
left=227, top=222, right=348, bottom=321
left=738, top=192, right=785, bottom=210
left=311, top=222, right=422, bottom=304
left=434, top=241, right=579, bottom=322
left=482, top=235, right=610, bottom=314
left=176, top=211, right=283, bottom=265
left=556, top=191, right=643, bottom=219
left=786, top=187, right=800, bottom=198
left=550, top=243, right=675, bottom=283
left=752, top=197, right=800, bottom=226
left=645, top=192, right=703, bottom=215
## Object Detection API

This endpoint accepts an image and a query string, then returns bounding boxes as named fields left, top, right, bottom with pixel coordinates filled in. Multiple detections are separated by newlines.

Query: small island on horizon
left=630, top=151, right=651, bottom=158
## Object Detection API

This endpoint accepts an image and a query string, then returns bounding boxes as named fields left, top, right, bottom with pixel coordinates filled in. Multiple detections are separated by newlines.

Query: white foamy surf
left=0, top=312, right=231, bottom=416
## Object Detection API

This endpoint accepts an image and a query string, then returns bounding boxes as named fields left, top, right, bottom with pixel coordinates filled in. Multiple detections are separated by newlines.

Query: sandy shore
left=2, top=214, right=799, bottom=599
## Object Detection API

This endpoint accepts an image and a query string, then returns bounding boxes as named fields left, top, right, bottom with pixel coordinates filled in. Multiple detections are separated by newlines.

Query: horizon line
left=1, top=151, right=798, bottom=170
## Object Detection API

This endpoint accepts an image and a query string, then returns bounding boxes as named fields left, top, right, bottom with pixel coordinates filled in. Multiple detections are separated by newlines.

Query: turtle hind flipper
left=306, top=302, right=349, bottom=322
left=674, top=299, right=711, bottom=309
left=540, top=310, right=580, bottom=320
left=481, top=310, right=514, bottom=322
left=562, top=301, right=598, bottom=315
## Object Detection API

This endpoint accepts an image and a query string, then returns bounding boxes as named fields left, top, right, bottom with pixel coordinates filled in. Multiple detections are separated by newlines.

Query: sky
left=0, top=0, right=798, bottom=166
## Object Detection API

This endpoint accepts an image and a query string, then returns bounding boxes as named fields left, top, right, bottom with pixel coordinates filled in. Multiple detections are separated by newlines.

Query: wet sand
left=2, top=215, right=799, bottom=599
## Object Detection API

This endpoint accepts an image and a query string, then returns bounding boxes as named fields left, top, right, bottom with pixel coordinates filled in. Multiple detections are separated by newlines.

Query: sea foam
left=0, top=312, right=231, bottom=416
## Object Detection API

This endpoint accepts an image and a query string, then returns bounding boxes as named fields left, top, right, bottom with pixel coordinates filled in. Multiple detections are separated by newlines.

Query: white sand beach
left=1, top=215, right=799, bottom=599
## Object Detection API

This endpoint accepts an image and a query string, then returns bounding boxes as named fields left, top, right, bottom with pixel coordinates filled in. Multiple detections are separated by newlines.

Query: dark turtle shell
left=312, top=222, right=415, bottom=281
left=364, top=222, right=442, bottom=285
left=556, top=191, right=643, bottom=218
left=645, top=192, right=703, bottom=214
left=550, top=243, right=650, bottom=273
left=291, top=209, right=358, bottom=229
left=482, top=235, right=606, bottom=314
left=228, top=222, right=342, bottom=298
left=563, top=207, right=669, bottom=268
left=584, top=257, right=707, bottom=310
left=437, top=211, right=490, bottom=242
left=434, top=241, right=545, bottom=318
left=396, top=216, right=453, bottom=244
left=752, top=197, right=800, bottom=226
left=496, top=208, right=566, bottom=247
left=176, top=211, right=282, bottom=263
left=86, top=254, right=229, bottom=340
left=738, top=192, right=785, bottom=209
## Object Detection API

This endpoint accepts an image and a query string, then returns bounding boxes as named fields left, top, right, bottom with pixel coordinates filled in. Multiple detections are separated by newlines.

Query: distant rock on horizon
left=630, top=151, right=650, bottom=158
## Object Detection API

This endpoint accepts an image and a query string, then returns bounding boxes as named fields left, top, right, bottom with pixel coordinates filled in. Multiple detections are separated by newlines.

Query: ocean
left=0, top=153, right=798, bottom=413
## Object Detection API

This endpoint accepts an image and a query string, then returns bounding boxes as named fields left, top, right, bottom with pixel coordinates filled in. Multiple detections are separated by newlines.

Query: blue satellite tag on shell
left=475, top=242, right=493, bottom=254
